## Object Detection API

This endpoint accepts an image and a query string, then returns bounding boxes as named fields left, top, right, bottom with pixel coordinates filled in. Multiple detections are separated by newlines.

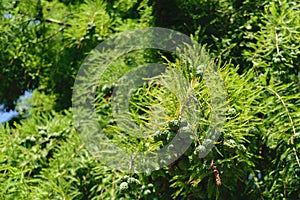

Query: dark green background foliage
left=0, top=0, right=299, bottom=199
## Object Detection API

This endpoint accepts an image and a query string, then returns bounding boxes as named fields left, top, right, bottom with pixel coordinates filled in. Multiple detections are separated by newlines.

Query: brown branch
left=210, top=159, right=221, bottom=186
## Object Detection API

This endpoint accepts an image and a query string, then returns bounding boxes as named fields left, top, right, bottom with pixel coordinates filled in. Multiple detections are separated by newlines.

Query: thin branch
left=210, top=159, right=221, bottom=186
left=265, top=86, right=300, bottom=168
left=214, top=43, right=236, bottom=64
left=274, top=27, right=285, bottom=59
left=31, top=17, right=72, bottom=27
left=38, top=26, right=65, bottom=43
left=45, top=18, right=72, bottom=27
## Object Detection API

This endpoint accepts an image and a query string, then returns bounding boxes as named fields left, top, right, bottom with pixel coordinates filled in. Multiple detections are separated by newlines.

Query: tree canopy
left=0, top=0, right=299, bottom=199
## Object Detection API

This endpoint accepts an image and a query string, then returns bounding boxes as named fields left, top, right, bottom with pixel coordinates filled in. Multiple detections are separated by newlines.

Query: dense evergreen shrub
left=0, top=0, right=299, bottom=199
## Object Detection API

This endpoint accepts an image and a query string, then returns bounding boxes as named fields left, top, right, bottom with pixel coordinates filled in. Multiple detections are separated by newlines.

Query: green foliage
left=244, top=0, right=300, bottom=84
left=0, top=0, right=154, bottom=111
left=1, top=0, right=300, bottom=199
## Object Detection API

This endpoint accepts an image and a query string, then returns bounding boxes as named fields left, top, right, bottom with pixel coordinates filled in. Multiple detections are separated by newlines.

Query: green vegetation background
left=0, top=0, right=299, bottom=199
